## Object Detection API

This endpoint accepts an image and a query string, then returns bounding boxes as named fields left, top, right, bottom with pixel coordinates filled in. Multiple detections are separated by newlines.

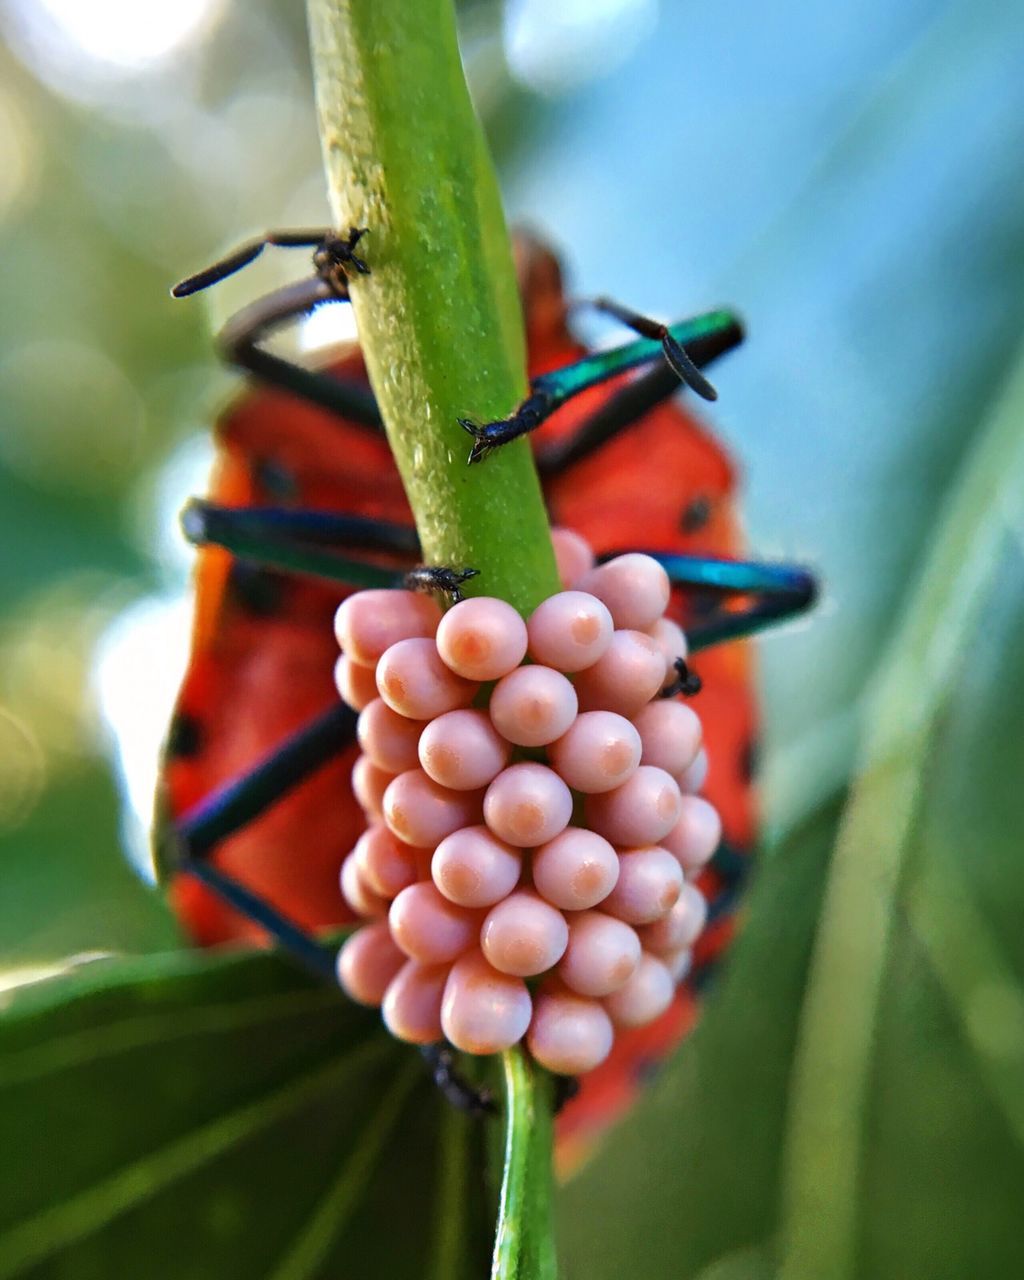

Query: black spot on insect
left=166, top=712, right=203, bottom=759
left=680, top=494, right=712, bottom=533
left=741, top=736, right=760, bottom=783
left=711, top=841, right=751, bottom=886
left=687, top=591, right=721, bottom=620
left=634, top=1057, right=664, bottom=1086
left=252, top=457, right=298, bottom=503
left=553, top=1074, right=581, bottom=1113
left=226, top=562, right=288, bottom=617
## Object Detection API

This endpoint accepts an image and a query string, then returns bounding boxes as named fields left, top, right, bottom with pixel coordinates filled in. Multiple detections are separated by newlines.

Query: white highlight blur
left=503, top=0, right=658, bottom=95
left=8, top=0, right=223, bottom=72
left=299, top=301, right=360, bottom=354
left=93, top=593, right=194, bottom=883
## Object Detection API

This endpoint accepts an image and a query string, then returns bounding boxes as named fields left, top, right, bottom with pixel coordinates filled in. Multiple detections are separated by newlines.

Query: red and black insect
left=158, top=226, right=816, bottom=1146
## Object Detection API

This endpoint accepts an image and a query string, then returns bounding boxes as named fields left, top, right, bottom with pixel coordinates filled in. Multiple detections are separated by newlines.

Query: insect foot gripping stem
left=459, top=392, right=551, bottom=463
left=403, top=565, right=481, bottom=605
left=172, top=225, right=370, bottom=299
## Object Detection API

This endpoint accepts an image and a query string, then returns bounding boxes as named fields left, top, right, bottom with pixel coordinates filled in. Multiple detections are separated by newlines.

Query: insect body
left=160, top=226, right=815, bottom=1151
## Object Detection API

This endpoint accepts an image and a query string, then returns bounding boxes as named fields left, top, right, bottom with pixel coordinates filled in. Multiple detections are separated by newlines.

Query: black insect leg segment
left=589, top=296, right=720, bottom=402
left=183, top=501, right=419, bottom=559
left=169, top=705, right=355, bottom=974
left=403, top=565, right=480, bottom=603
left=171, top=702, right=494, bottom=1115
left=419, top=1044, right=496, bottom=1115
left=172, top=226, right=369, bottom=298
left=172, top=229, right=333, bottom=297
left=462, top=308, right=742, bottom=463
left=661, top=657, right=703, bottom=698
left=181, top=859, right=339, bottom=982
left=215, top=277, right=382, bottom=430
left=176, top=703, right=359, bottom=858
left=459, top=391, right=552, bottom=464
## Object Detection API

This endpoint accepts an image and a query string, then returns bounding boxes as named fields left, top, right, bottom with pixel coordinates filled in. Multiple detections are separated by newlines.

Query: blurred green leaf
left=556, top=796, right=843, bottom=1280
left=559, top=339, right=1024, bottom=1279
left=777, top=338, right=1024, bottom=1280
left=0, top=764, right=180, bottom=967
left=0, top=946, right=494, bottom=1279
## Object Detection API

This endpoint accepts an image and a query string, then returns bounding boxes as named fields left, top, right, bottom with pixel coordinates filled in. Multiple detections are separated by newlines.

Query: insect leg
left=215, top=277, right=383, bottom=429
left=183, top=500, right=417, bottom=558
left=182, top=499, right=407, bottom=590
left=180, top=858, right=339, bottom=981
left=175, top=702, right=358, bottom=858
left=589, top=296, right=736, bottom=401
left=462, top=309, right=742, bottom=463
left=181, top=851, right=493, bottom=1114
left=536, top=362, right=680, bottom=475
left=660, top=657, right=703, bottom=699
left=402, top=565, right=480, bottom=603
left=182, top=501, right=475, bottom=602
left=167, top=705, right=356, bottom=972
left=172, top=229, right=332, bottom=297
left=170, top=703, right=495, bottom=1115
left=537, top=310, right=744, bottom=474
left=419, top=1044, right=496, bottom=1115
left=627, top=553, right=818, bottom=650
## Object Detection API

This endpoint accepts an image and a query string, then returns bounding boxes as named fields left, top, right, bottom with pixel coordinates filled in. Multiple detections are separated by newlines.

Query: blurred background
left=0, top=0, right=1021, bottom=988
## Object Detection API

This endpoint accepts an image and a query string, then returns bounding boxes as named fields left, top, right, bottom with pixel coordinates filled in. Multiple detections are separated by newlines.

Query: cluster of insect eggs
left=335, top=529, right=721, bottom=1076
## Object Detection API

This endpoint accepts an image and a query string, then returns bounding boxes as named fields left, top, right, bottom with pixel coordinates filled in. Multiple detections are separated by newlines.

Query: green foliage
left=558, top=344, right=1024, bottom=1279
left=0, top=947, right=493, bottom=1279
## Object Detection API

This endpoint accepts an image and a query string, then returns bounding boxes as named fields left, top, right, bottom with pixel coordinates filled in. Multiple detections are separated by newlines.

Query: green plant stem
left=492, top=1047, right=558, bottom=1280
left=306, top=2, right=560, bottom=1274
left=306, top=0, right=560, bottom=614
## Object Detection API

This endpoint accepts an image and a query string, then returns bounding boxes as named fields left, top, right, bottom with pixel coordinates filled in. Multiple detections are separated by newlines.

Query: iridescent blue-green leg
left=461, top=308, right=743, bottom=463
left=181, top=500, right=477, bottom=602
left=642, top=553, right=818, bottom=652
left=536, top=362, right=681, bottom=476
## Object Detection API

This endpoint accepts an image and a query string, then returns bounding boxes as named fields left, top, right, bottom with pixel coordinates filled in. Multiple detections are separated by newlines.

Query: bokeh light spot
left=503, top=0, right=658, bottom=95
left=93, top=591, right=194, bottom=883
left=5, top=0, right=224, bottom=74
left=0, top=87, right=39, bottom=223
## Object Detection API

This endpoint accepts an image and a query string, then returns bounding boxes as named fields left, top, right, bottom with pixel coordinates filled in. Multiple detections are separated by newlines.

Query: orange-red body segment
left=163, top=242, right=757, bottom=1162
